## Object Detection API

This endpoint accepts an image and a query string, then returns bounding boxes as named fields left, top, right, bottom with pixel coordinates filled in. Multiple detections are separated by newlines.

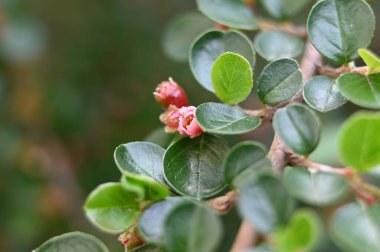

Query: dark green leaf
left=212, top=52, right=253, bottom=104
left=163, top=134, right=229, bottom=199
left=273, top=104, right=321, bottom=156
left=196, top=103, right=261, bottom=135
left=138, top=198, right=184, bottom=245
left=84, top=183, right=140, bottom=233
left=190, top=30, right=255, bottom=92
left=196, top=0, right=258, bottom=30
left=164, top=201, right=222, bottom=252
left=237, top=176, right=295, bottom=234
left=254, top=31, right=304, bottom=61
left=257, top=58, right=302, bottom=105
left=162, top=12, right=213, bottom=62
left=283, top=167, right=348, bottom=206
left=114, top=142, right=165, bottom=183
left=337, top=72, right=380, bottom=109
left=358, top=48, right=380, bottom=74
left=259, top=0, right=312, bottom=19
left=331, top=202, right=380, bottom=252
left=33, top=232, right=108, bottom=252
left=303, top=76, right=346, bottom=112
left=307, top=0, right=375, bottom=64
left=338, top=113, right=380, bottom=171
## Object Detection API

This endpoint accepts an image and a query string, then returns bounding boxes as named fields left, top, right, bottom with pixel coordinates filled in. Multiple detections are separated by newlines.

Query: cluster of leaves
left=35, top=0, right=380, bottom=251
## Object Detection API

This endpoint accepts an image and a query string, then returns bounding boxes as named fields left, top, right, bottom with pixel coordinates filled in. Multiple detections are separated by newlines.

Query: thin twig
left=256, top=18, right=307, bottom=38
left=230, top=221, right=261, bottom=252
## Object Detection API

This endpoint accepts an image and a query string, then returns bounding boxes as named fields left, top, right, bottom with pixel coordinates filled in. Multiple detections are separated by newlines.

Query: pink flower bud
left=178, top=106, right=203, bottom=138
left=159, top=105, right=181, bottom=133
left=153, top=77, right=189, bottom=108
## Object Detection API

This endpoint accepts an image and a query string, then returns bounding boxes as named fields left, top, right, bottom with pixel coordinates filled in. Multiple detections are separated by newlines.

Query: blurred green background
left=0, top=0, right=380, bottom=251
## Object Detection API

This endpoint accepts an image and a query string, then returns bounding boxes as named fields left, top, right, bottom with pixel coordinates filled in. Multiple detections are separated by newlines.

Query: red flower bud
left=159, top=105, right=181, bottom=132
left=153, top=78, right=189, bottom=108
left=178, top=106, right=203, bottom=138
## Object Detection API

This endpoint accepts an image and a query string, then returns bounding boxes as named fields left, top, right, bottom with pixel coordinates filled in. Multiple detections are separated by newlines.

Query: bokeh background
left=1, top=1, right=380, bottom=251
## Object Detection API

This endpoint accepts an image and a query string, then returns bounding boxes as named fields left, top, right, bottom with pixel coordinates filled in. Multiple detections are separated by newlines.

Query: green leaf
left=190, top=30, right=255, bottom=92
left=163, top=134, right=229, bottom=200
left=257, top=58, right=302, bottom=106
left=283, top=167, right=348, bottom=206
left=337, top=72, right=380, bottom=109
left=121, top=173, right=169, bottom=202
left=164, top=201, right=222, bottom=252
left=195, top=102, right=261, bottom=135
left=144, top=127, right=173, bottom=149
left=273, top=104, right=321, bottom=156
left=338, top=113, right=380, bottom=171
left=138, top=198, right=184, bottom=245
left=84, top=183, right=140, bottom=233
left=254, top=31, right=304, bottom=61
left=259, top=0, right=312, bottom=19
left=358, top=48, right=380, bottom=74
left=196, top=0, right=258, bottom=30
left=114, top=142, right=165, bottom=183
left=130, top=244, right=164, bottom=252
left=33, top=232, right=108, bottom=252
left=331, top=202, right=380, bottom=252
left=162, top=12, right=213, bottom=62
left=274, top=209, right=321, bottom=252
left=224, top=141, right=268, bottom=185
left=307, top=0, right=375, bottom=65
left=237, top=176, right=295, bottom=234
left=303, top=76, right=346, bottom=112
left=212, top=52, right=253, bottom=105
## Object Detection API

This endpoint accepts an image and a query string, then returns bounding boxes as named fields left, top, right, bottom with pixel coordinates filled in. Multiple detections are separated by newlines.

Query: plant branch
left=230, top=221, right=261, bottom=252
left=318, top=65, right=369, bottom=78
left=208, top=190, right=237, bottom=214
left=256, top=18, right=307, bottom=38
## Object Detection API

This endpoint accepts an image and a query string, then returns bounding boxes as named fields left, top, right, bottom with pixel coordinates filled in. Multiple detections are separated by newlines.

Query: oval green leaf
left=338, top=113, right=380, bottom=171
left=196, top=0, right=258, bottom=30
left=163, top=134, right=229, bottom=199
left=254, top=31, right=304, bottom=61
left=84, top=183, right=140, bottom=233
left=33, top=232, right=108, bottom=252
left=273, top=104, right=321, bottom=156
left=164, top=201, right=222, bottom=252
left=195, top=103, right=261, bottom=135
left=114, top=142, right=165, bottom=183
left=237, top=176, right=295, bottom=234
left=259, top=0, right=312, bottom=19
left=337, top=72, right=380, bottom=109
left=212, top=52, right=253, bottom=104
left=358, top=48, right=380, bottom=74
left=162, top=12, right=213, bottom=62
left=190, top=30, right=255, bottom=92
left=303, top=76, right=346, bottom=112
left=307, top=0, right=375, bottom=64
left=257, top=58, right=302, bottom=106
left=283, top=167, right=348, bottom=206
left=331, top=202, right=380, bottom=252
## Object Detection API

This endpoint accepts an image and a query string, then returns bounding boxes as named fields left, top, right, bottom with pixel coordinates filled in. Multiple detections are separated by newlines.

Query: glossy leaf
left=303, top=76, right=346, bottom=112
left=358, top=48, right=380, bottom=74
left=331, top=202, right=380, bottom=252
left=273, top=104, right=321, bottom=156
left=283, top=167, right=348, bottom=206
left=33, top=232, right=108, bottom=252
left=164, top=201, right=222, bottom=252
left=138, top=198, right=184, bottom=245
left=224, top=141, right=268, bottom=185
left=114, top=142, right=165, bottom=183
left=260, top=0, right=312, bottom=19
left=162, top=12, right=213, bottom=62
left=237, top=176, right=295, bottom=234
left=212, top=52, right=253, bottom=104
left=195, top=102, right=261, bottom=135
left=163, top=134, right=229, bottom=199
left=337, top=72, right=380, bottom=109
left=190, top=30, right=255, bottom=92
left=338, top=113, right=380, bottom=171
left=274, top=209, right=321, bottom=252
left=196, top=0, right=258, bottom=30
left=121, top=173, right=169, bottom=202
left=84, top=183, right=140, bottom=233
left=254, top=31, right=304, bottom=61
left=257, top=58, right=302, bottom=106
left=307, top=0, right=375, bottom=64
